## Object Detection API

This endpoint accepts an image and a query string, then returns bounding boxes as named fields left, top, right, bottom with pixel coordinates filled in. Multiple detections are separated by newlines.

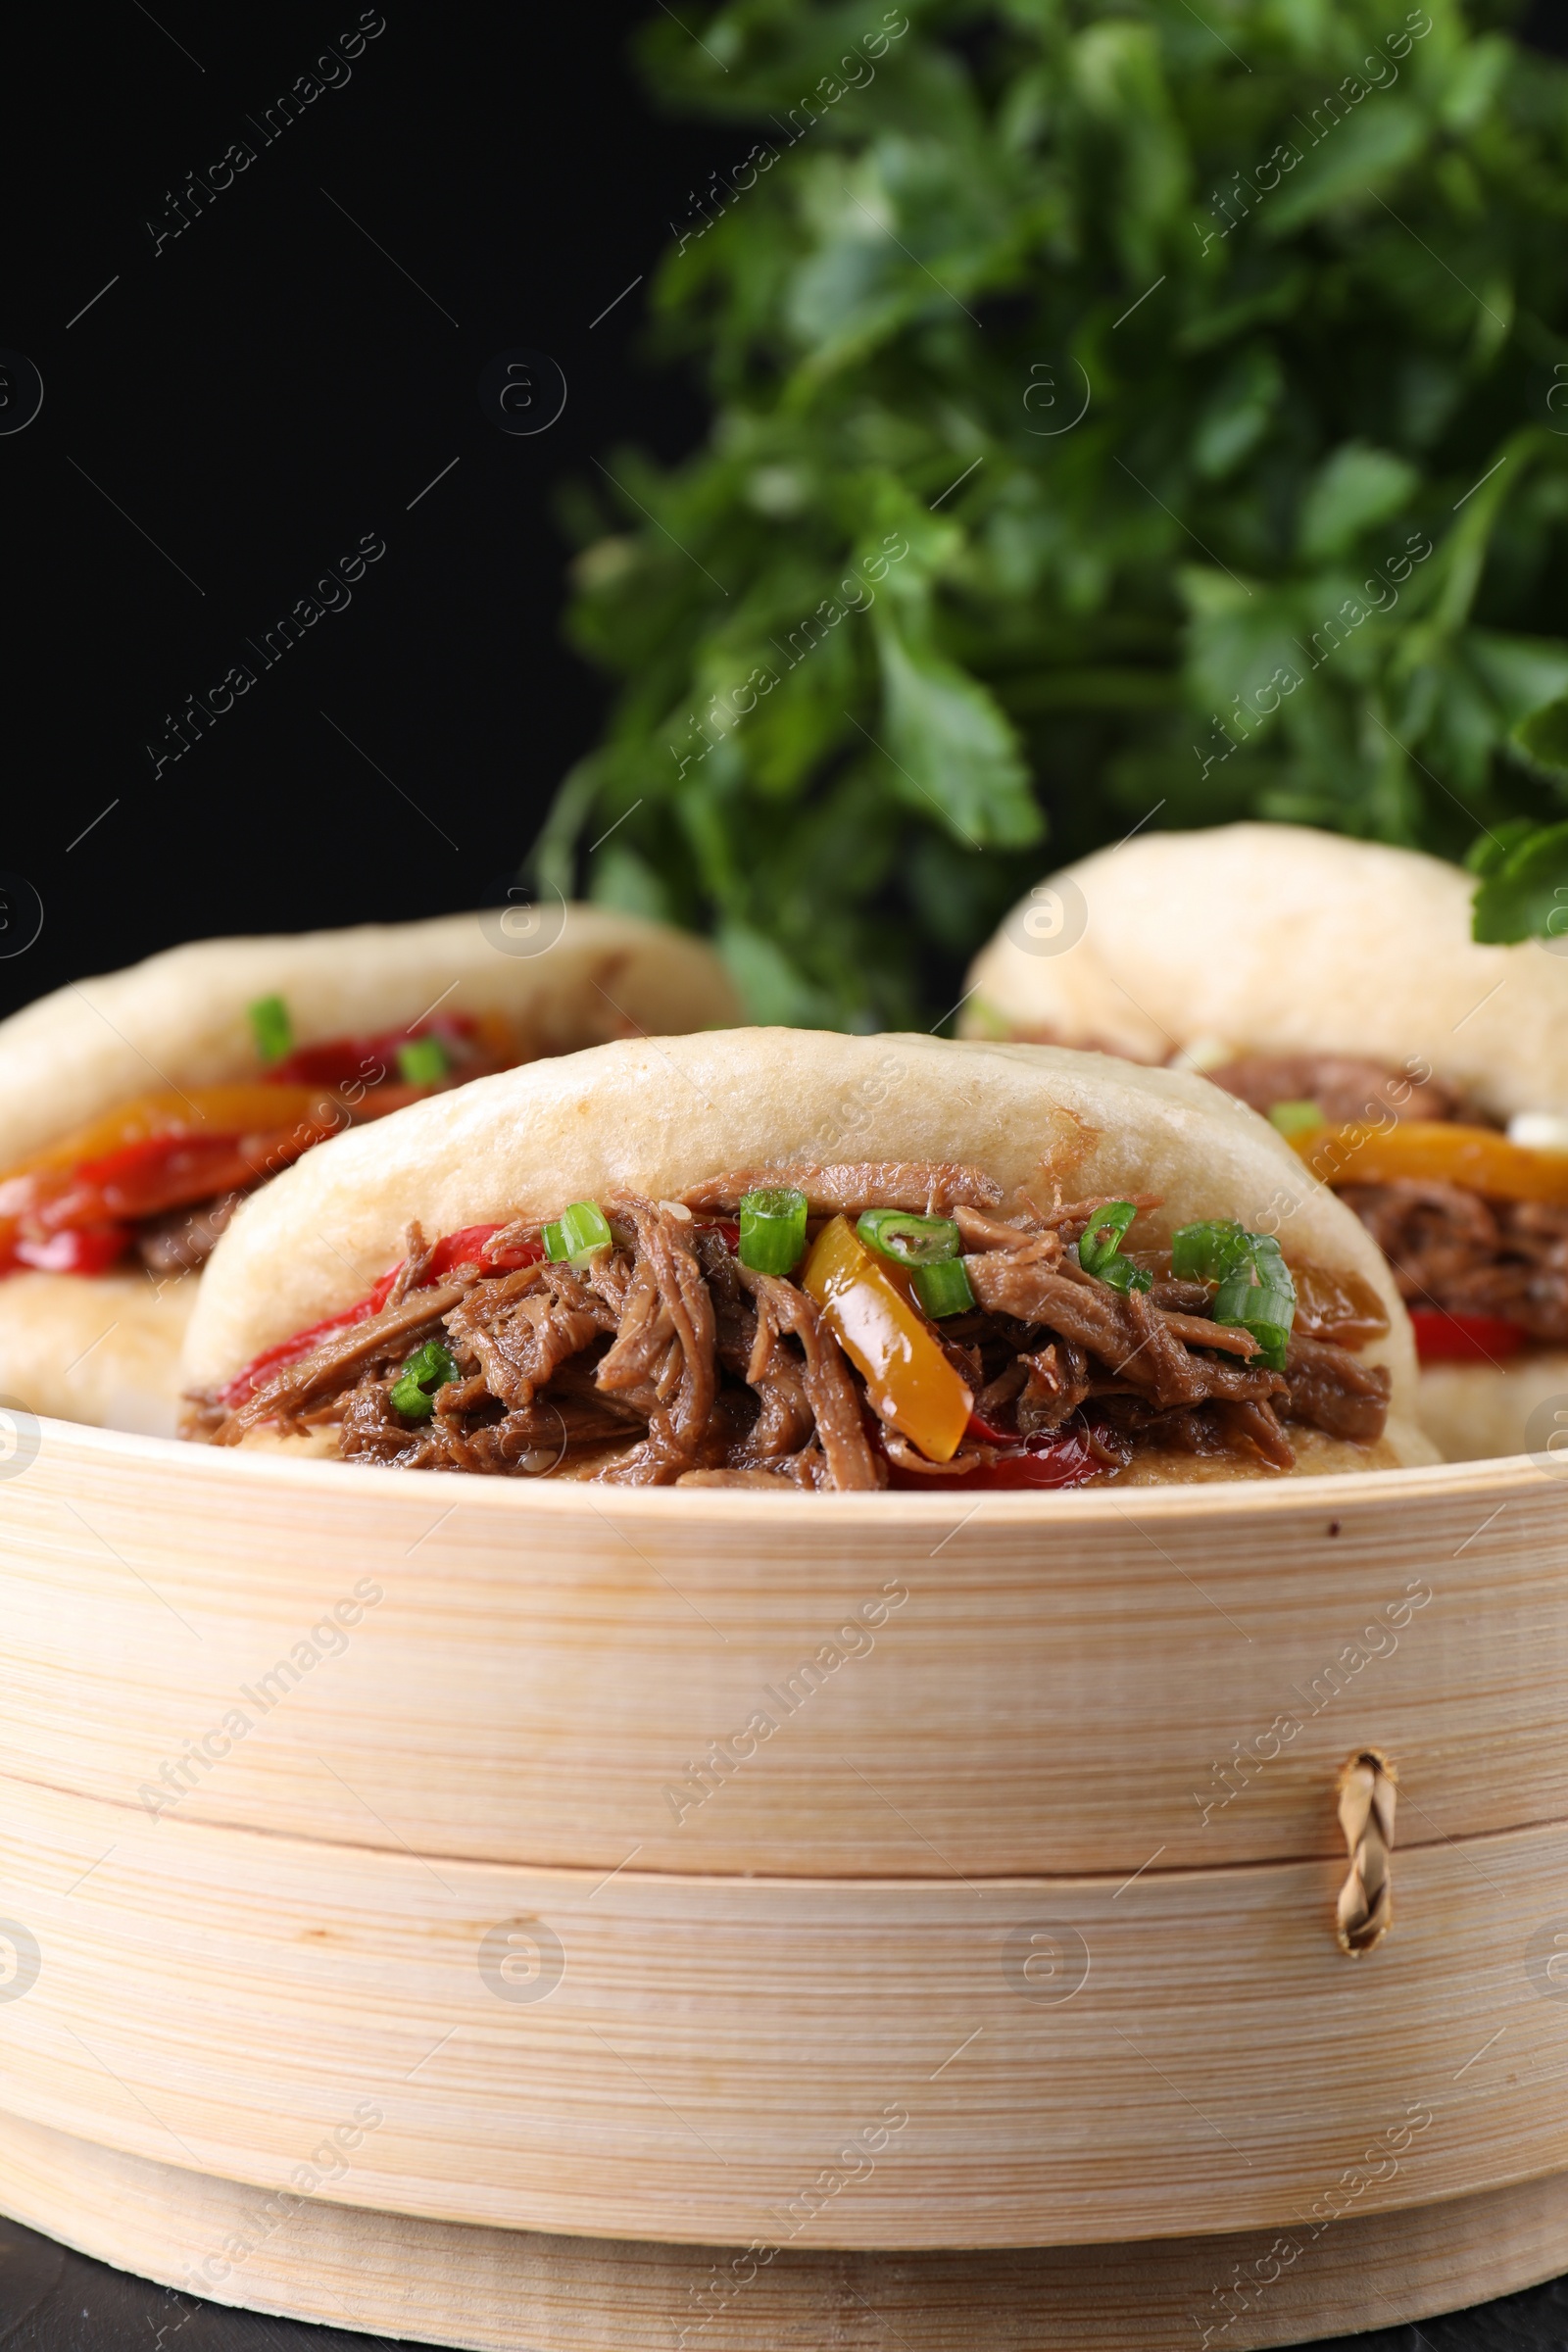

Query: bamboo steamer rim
left=28, top=1414, right=1541, bottom=1524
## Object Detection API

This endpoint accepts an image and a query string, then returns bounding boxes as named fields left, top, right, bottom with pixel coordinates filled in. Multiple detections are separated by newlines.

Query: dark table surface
left=3, top=2218, right=1568, bottom=2352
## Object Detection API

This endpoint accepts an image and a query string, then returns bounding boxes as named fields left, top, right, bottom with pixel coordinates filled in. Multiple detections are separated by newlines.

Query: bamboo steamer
left=2, top=1417, right=1567, bottom=2349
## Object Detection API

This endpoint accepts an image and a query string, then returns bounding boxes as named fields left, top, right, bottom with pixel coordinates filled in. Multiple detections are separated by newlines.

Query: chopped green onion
left=912, top=1255, right=976, bottom=1318
left=856, top=1208, right=962, bottom=1267
left=1170, top=1220, right=1298, bottom=1366
left=1251, top=1232, right=1289, bottom=1277
left=389, top=1339, right=459, bottom=1419
left=561, top=1200, right=612, bottom=1258
left=1213, top=1273, right=1296, bottom=1369
left=1078, top=1200, right=1139, bottom=1275
left=1076, top=1199, right=1150, bottom=1291
left=397, top=1035, right=449, bottom=1086
left=1098, top=1254, right=1154, bottom=1295
left=739, top=1187, right=808, bottom=1274
left=248, top=994, right=292, bottom=1065
left=1170, top=1218, right=1255, bottom=1285
left=1219, top=1235, right=1297, bottom=1367
left=544, top=1200, right=613, bottom=1266
left=1268, top=1099, right=1326, bottom=1138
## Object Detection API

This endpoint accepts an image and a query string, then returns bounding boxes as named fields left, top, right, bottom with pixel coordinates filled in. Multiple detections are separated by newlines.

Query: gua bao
left=181, top=1030, right=1432, bottom=1489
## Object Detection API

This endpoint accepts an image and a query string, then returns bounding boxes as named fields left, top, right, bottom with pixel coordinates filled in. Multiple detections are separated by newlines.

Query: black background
left=8, top=1, right=1568, bottom=2342
left=0, top=0, right=712, bottom=1021
left=4, top=0, right=1568, bottom=1025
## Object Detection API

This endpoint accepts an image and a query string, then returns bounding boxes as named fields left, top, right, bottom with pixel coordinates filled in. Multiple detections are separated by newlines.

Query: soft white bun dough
left=1417, top=1353, right=1568, bottom=1465
left=0, top=1271, right=193, bottom=1436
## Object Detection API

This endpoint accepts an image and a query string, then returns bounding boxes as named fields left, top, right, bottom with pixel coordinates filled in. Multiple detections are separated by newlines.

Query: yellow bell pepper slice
left=1291, top=1118, right=1568, bottom=1207
left=802, top=1214, right=973, bottom=1463
left=1, top=1084, right=331, bottom=1186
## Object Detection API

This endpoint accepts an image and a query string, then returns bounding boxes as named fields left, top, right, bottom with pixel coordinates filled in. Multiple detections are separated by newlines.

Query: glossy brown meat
left=1208, top=1054, right=1458, bottom=1128
left=1343, top=1182, right=1568, bottom=1346
left=683, top=1161, right=1003, bottom=1213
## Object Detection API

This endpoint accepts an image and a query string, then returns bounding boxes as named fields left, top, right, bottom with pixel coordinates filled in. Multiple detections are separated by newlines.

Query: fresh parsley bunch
left=542, top=0, right=1568, bottom=1024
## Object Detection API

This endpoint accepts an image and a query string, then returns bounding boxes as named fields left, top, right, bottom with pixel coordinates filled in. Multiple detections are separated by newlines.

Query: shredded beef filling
left=202, top=1165, right=1392, bottom=1485
left=137, top=1191, right=244, bottom=1274
left=1341, top=1183, right=1568, bottom=1345
left=1206, top=1054, right=1568, bottom=1348
left=685, top=1160, right=1004, bottom=1213
left=1207, top=1054, right=1460, bottom=1129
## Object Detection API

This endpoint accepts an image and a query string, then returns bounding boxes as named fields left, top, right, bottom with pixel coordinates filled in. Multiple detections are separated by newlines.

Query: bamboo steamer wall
left=0, top=1421, right=1565, bottom=2260
left=3, top=1777, right=1568, bottom=2248
left=0, top=1426, right=1561, bottom=1873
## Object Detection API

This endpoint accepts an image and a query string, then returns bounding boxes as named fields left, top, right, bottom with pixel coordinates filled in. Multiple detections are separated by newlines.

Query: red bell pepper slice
left=218, top=1223, right=547, bottom=1406
left=39, top=1131, right=313, bottom=1228
left=13, top=1225, right=132, bottom=1276
left=1407, top=1307, right=1526, bottom=1365
left=883, top=1426, right=1101, bottom=1492
left=965, top=1409, right=1016, bottom=1446
left=266, top=1014, right=482, bottom=1090
left=426, top=1225, right=545, bottom=1281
